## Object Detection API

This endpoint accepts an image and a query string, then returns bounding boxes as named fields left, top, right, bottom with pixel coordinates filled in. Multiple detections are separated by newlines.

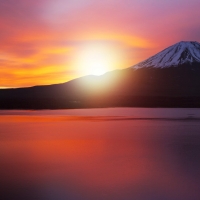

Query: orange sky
left=1, top=0, right=200, bottom=88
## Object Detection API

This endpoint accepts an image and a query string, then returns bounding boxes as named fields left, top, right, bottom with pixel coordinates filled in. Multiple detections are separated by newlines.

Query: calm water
left=0, top=108, right=200, bottom=200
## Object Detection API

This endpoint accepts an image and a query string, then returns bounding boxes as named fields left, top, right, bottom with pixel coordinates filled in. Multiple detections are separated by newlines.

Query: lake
left=0, top=108, right=200, bottom=200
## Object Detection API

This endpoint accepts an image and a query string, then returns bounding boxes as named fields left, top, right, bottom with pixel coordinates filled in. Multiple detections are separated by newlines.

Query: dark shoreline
left=1, top=96, right=200, bottom=109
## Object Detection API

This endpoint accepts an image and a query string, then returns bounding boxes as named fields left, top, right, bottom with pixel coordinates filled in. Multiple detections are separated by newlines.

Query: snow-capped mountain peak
left=133, top=41, right=200, bottom=69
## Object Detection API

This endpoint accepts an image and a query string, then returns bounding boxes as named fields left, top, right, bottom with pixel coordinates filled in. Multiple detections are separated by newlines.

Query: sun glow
left=73, top=42, right=124, bottom=76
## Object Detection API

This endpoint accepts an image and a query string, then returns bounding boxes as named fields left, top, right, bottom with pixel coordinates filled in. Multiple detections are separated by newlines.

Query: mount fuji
left=133, top=41, right=200, bottom=69
left=1, top=41, right=200, bottom=108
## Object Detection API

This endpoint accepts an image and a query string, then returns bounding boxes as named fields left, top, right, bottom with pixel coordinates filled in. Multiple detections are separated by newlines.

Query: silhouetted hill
left=1, top=41, right=200, bottom=109
left=1, top=64, right=200, bottom=109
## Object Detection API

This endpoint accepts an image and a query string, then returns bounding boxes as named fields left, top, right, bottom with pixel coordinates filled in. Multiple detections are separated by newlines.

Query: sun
left=74, top=42, right=123, bottom=76
left=81, top=45, right=108, bottom=75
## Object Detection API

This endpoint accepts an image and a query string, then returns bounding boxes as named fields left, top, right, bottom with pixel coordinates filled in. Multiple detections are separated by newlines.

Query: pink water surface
left=0, top=108, right=200, bottom=200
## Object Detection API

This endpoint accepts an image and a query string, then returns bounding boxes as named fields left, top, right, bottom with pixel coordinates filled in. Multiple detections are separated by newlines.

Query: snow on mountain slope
left=133, top=41, right=200, bottom=69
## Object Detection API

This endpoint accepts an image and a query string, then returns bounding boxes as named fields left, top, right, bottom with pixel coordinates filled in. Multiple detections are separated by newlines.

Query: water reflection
left=0, top=113, right=200, bottom=200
